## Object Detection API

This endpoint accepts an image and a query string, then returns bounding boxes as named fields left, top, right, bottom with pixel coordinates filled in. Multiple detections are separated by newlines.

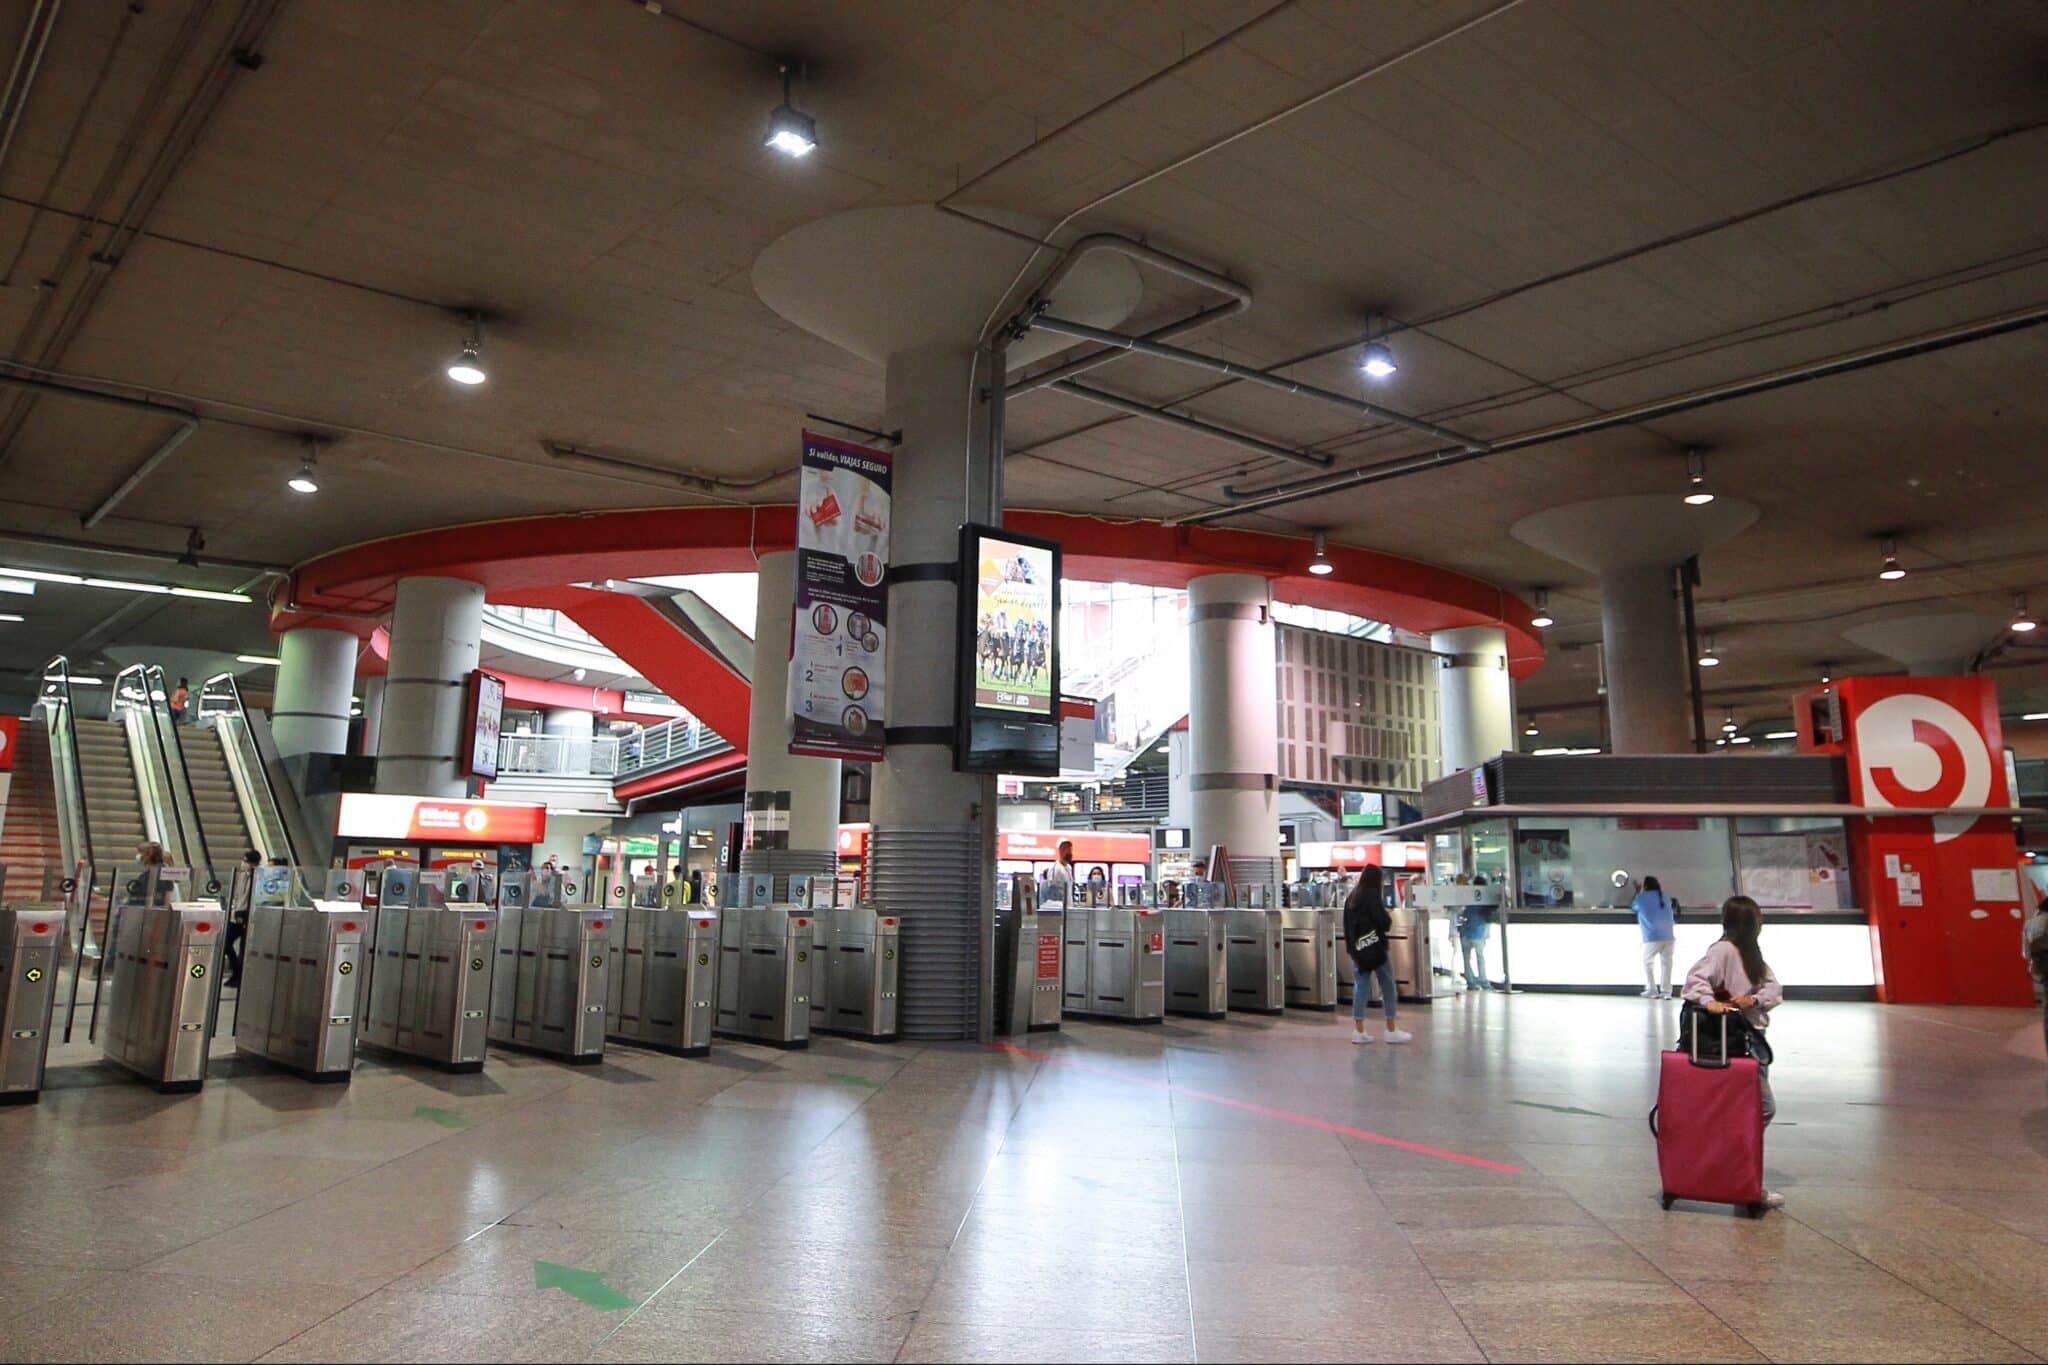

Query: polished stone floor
left=2, top=991, right=2046, bottom=1363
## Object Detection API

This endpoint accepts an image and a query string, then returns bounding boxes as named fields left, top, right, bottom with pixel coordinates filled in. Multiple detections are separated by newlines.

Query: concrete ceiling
left=1, top=0, right=2045, bottom=743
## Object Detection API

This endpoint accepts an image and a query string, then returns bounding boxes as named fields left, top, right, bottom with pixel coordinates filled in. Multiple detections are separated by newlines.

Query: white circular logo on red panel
left=462, top=808, right=489, bottom=834
left=1853, top=693, right=1991, bottom=843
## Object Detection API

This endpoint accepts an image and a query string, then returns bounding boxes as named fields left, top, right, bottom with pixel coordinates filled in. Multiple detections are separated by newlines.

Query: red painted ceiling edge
left=271, top=505, right=1542, bottom=678
left=612, top=749, right=749, bottom=803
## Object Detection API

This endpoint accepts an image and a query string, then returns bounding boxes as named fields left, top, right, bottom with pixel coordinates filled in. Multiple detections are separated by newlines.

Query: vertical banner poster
left=790, top=431, right=892, bottom=759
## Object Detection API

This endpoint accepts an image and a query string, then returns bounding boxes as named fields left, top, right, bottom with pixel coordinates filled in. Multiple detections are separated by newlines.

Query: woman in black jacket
left=1344, top=866, right=1411, bottom=1044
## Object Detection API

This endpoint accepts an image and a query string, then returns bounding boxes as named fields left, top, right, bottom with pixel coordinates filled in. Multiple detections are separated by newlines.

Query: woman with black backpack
left=1344, top=865, right=1411, bottom=1044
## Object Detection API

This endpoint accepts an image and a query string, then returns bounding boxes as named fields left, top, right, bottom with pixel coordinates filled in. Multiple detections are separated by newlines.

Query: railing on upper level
left=1049, top=772, right=1171, bottom=825
left=612, top=715, right=732, bottom=781
left=496, top=733, right=622, bottom=778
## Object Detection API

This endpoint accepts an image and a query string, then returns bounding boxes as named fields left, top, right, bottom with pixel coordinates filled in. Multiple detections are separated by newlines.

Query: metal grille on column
left=868, top=824, right=981, bottom=1040
left=736, top=848, right=838, bottom=903
left=1274, top=625, right=1441, bottom=793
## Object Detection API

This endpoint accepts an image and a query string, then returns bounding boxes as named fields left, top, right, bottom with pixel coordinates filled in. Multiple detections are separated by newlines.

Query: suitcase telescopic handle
left=1647, top=1105, right=1658, bottom=1137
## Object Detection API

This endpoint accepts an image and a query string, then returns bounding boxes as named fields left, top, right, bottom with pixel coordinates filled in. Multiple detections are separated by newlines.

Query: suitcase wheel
left=1660, top=1193, right=1674, bottom=1211
left=1746, top=1202, right=1766, bottom=1219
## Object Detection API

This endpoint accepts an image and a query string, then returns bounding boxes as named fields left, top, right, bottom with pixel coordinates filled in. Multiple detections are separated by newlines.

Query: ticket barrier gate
left=1163, top=907, right=1227, bottom=1019
left=362, top=897, right=500, bottom=1073
left=1281, top=906, right=1339, bottom=1011
left=715, top=905, right=812, bottom=1048
left=234, top=901, right=368, bottom=1081
left=487, top=904, right=610, bottom=1064
left=808, top=906, right=901, bottom=1041
left=997, top=904, right=1064, bottom=1034
left=605, top=906, right=719, bottom=1057
left=1224, top=908, right=1286, bottom=1014
left=101, top=903, right=223, bottom=1093
left=1061, top=907, right=1166, bottom=1022
left=1, top=906, right=67, bottom=1103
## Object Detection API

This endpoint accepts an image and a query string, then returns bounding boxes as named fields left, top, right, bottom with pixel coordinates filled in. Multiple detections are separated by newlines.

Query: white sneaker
left=1762, top=1190, right=1786, bottom=1209
left=1350, top=1030, right=1374, bottom=1044
left=1384, top=1029, right=1412, bottom=1044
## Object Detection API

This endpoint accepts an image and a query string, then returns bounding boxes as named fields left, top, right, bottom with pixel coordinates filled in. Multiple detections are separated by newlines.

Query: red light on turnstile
left=31, top=922, right=50, bottom=934
left=796, top=918, right=809, bottom=927
left=883, top=918, right=896, bottom=926
left=342, top=921, right=359, bottom=932
left=592, top=921, right=606, bottom=930
left=473, top=920, right=489, bottom=931
left=195, top=921, right=213, bottom=933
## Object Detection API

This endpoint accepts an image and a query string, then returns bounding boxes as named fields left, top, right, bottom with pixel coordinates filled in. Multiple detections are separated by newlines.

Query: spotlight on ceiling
left=1878, top=535, right=1905, bottom=581
left=1529, top=588, right=1553, bottom=629
left=447, top=314, right=487, bottom=385
left=1683, top=447, right=1714, bottom=505
left=1522, top=718, right=1540, bottom=737
left=1819, top=662, right=1833, bottom=684
left=765, top=62, right=816, bottom=157
left=1722, top=713, right=1738, bottom=733
left=287, top=437, right=320, bottom=494
left=2012, top=594, right=2038, bottom=633
left=1308, top=531, right=1334, bottom=576
left=1360, top=340, right=1397, bottom=380
left=1697, top=634, right=1720, bottom=667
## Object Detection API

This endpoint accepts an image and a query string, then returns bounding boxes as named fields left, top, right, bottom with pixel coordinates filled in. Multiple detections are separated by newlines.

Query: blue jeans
left=1352, top=958, right=1397, bottom=1022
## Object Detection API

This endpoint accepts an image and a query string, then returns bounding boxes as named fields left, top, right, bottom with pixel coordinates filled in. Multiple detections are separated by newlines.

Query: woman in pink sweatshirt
left=1683, top=895, right=1786, bottom=1207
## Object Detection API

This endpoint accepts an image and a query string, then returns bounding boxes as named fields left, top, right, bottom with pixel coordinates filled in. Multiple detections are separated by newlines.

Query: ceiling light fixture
left=4, top=565, right=255, bottom=603
left=288, top=437, right=320, bottom=494
left=1697, top=634, right=1720, bottom=667
left=1729, top=735, right=1753, bottom=744
left=1683, top=447, right=1714, bottom=505
left=1878, top=535, right=1905, bottom=581
left=0, top=612, right=21, bottom=623
left=447, top=314, right=487, bottom=385
left=1722, top=713, right=1738, bottom=733
left=1308, top=532, right=1334, bottom=576
left=1819, top=663, right=1833, bottom=684
left=764, top=61, right=816, bottom=157
left=2024, top=711, right=2048, bottom=722
left=0, top=576, right=33, bottom=595
left=1523, top=718, right=1540, bottom=736
left=2011, top=594, right=2038, bottom=633
left=1529, top=589, right=1554, bottom=629
left=1360, top=340, right=1397, bottom=380
left=235, top=654, right=281, bottom=667
left=1766, top=730, right=1797, bottom=740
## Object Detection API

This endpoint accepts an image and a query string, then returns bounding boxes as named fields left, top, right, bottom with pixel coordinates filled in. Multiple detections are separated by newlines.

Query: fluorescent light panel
left=0, top=566, right=250, bottom=603
left=236, top=654, right=281, bottom=666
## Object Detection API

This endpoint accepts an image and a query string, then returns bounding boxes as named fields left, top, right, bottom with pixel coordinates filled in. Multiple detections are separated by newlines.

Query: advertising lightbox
left=955, top=523, right=1062, bottom=774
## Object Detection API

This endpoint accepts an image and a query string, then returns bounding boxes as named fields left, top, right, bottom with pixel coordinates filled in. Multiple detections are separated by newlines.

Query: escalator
left=181, top=726, right=254, bottom=865
left=72, top=717, right=149, bottom=873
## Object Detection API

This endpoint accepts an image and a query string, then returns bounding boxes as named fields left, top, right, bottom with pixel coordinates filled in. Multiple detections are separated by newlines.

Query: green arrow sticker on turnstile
left=23, top=968, right=41, bottom=982
left=190, top=963, right=205, bottom=978
left=533, top=1260, right=635, bottom=1311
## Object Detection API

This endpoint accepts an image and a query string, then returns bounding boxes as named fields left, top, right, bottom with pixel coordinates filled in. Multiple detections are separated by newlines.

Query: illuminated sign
left=466, top=671, right=505, bottom=780
left=336, top=793, right=546, bottom=843
left=997, top=830, right=1153, bottom=863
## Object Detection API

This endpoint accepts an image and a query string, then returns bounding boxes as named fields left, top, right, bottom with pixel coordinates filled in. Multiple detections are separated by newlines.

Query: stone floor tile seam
left=1162, top=1047, right=1203, bottom=1363
left=581, top=1226, right=736, bottom=1357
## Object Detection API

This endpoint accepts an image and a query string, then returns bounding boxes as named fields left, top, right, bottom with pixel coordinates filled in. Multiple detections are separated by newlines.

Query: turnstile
left=0, top=906, right=66, bottom=1103
left=1224, top=908, right=1286, bottom=1014
left=234, top=903, right=368, bottom=1081
left=1163, top=907, right=1227, bottom=1019
left=998, top=905, right=1064, bottom=1034
left=606, top=906, right=719, bottom=1056
left=1061, top=907, right=1165, bottom=1023
left=100, top=902, right=223, bottom=1092
left=362, top=903, right=500, bottom=1071
left=715, top=905, right=812, bottom=1047
left=1281, top=906, right=1339, bottom=1011
left=487, top=904, right=610, bottom=1064
left=810, top=906, right=901, bottom=1041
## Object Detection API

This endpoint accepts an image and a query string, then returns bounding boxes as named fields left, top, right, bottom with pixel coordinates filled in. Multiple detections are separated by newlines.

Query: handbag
left=1677, top=1000, right=1773, bottom=1068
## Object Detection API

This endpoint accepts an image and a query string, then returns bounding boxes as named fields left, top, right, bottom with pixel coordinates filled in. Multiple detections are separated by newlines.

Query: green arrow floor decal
left=824, top=1072, right=882, bottom=1089
left=1511, top=1100, right=1610, bottom=1118
left=412, top=1105, right=470, bottom=1129
left=533, top=1260, right=637, bottom=1311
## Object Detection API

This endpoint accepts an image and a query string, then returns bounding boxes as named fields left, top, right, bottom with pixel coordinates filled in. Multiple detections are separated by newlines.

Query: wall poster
left=789, top=431, right=892, bottom=760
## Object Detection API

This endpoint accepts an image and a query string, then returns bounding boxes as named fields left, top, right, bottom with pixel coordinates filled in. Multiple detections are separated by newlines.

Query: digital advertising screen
left=971, top=533, right=1056, bottom=715
left=1340, top=790, right=1386, bottom=829
left=466, top=671, right=505, bottom=780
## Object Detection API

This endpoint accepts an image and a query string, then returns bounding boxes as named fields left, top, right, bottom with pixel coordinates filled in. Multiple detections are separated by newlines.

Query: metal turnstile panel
left=1164, top=907, right=1227, bottom=1019
left=235, top=903, right=366, bottom=1079
left=1067, top=908, right=1165, bottom=1022
left=817, top=907, right=899, bottom=1041
left=487, top=904, right=605, bottom=1062
left=1281, top=907, right=1339, bottom=1011
left=717, top=906, right=811, bottom=1047
left=1224, top=908, right=1286, bottom=1014
left=1365, top=906, right=1434, bottom=1005
left=101, top=903, right=223, bottom=1091
left=607, top=906, right=717, bottom=1056
left=1027, top=908, right=1063, bottom=1029
left=0, top=907, right=66, bottom=1102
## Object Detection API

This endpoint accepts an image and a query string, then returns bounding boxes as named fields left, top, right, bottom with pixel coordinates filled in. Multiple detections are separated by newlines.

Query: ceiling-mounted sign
left=790, top=431, right=892, bottom=761
left=336, top=793, right=546, bottom=843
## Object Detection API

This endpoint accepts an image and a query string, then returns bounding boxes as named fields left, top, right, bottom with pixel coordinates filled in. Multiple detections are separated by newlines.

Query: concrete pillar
left=1432, top=624, right=1513, bottom=772
left=741, top=551, right=842, bottom=895
left=270, top=627, right=356, bottom=758
left=1187, top=573, right=1281, bottom=897
left=868, top=344, right=998, bottom=1040
left=375, top=576, right=486, bottom=796
left=358, top=677, right=384, bottom=756
left=541, top=708, right=594, bottom=739
left=1600, top=568, right=1691, bottom=754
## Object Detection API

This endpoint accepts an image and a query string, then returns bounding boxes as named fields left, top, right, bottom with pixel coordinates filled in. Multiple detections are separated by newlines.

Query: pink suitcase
left=1650, top=1047, right=1766, bottom=1216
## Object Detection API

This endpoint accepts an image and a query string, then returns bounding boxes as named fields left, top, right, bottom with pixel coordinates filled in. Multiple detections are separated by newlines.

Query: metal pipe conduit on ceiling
left=1177, top=299, right=2048, bottom=526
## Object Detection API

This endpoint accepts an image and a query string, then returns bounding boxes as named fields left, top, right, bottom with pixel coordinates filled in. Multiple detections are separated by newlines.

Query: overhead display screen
left=971, top=533, right=1055, bottom=715
left=1340, top=790, right=1386, bottom=829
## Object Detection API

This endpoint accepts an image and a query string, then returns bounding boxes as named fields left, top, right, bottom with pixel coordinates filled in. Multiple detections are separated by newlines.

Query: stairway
left=72, top=718, right=149, bottom=871
left=1, top=724, right=62, bottom=902
left=181, top=725, right=252, bottom=871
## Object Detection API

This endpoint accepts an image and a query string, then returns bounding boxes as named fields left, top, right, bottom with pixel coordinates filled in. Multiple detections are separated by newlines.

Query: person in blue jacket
left=1633, top=875, right=1678, bottom=998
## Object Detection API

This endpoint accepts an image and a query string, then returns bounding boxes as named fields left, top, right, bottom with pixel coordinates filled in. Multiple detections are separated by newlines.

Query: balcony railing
left=497, top=733, right=621, bottom=778
left=614, top=716, right=731, bottom=779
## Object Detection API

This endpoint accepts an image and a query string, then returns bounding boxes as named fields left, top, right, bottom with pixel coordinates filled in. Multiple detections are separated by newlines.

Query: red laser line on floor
left=988, top=1041, right=1525, bottom=1173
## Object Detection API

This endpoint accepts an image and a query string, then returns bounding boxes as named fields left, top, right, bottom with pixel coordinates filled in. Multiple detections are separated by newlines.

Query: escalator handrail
left=147, top=663, right=219, bottom=893
left=112, top=663, right=211, bottom=891
left=37, top=654, right=93, bottom=873
left=198, top=671, right=300, bottom=866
